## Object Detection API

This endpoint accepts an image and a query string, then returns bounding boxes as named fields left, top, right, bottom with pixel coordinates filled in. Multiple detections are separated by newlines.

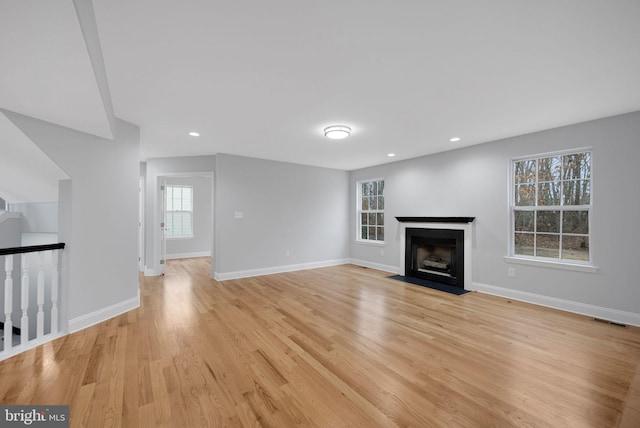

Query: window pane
left=562, top=236, right=589, bottom=261
left=514, top=160, right=536, bottom=184
left=536, top=234, right=559, bottom=258
left=368, top=213, right=377, bottom=225
left=368, top=227, right=376, bottom=240
left=514, top=211, right=534, bottom=232
left=538, top=156, right=561, bottom=182
left=563, top=152, right=591, bottom=180
left=537, top=211, right=559, bottom=233
left=563, top=211, right=589, bottom=234
left=514, top=233, right=534, bottom=255
left=183, top=186, right=192, bottom=199
left=538, top=182, right=561, bottom=206
left=512, top=151, right=591, bottom=262
left=515, top=184, right=535, bottom=206
left=359, top=180, right=384, bottom=241
left=369, top=196, right=377, bottom=210
left=165, top=186, right=193, bottom=238
left=562, top=180, right=590, bottom=206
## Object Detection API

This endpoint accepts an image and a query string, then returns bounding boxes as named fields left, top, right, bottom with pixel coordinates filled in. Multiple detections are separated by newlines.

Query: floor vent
left=594, top=318, right=627, bottom=328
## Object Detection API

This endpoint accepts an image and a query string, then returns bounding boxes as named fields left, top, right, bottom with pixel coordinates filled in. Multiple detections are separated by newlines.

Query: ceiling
left=1, top=0, right=640, bottom=192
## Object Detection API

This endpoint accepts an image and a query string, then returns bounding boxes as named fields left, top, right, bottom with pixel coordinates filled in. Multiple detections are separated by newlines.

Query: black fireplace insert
left=405, top=228, right=464, bottom=288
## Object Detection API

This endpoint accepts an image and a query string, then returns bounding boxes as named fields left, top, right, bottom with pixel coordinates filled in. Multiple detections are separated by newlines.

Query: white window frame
left=505, top=148, right=597, bottom=272
left=357, top=178, right=385, bottom=244
left=165, top=185, right=193, bottom=239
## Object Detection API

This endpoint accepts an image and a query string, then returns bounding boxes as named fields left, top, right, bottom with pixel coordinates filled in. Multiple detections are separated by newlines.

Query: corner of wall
left=68, top=288, right=140, bottom=333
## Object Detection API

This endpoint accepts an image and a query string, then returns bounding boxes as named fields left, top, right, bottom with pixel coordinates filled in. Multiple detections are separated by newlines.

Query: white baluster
left=21, top=253, right=29, bottom=345
left=36, top=251, right=45, bottom=338
left=4, top=255, right=13, bottom=351
left=51, top=250, right=59, bottom=335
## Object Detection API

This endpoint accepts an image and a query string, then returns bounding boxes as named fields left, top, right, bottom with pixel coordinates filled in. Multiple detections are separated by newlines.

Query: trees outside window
left=512, top=151, right=591, bottom=262
left=358, top=179, right=384, bottom=242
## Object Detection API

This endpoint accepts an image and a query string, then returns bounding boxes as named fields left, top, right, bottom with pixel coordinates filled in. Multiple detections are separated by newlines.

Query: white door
left=159, top=177, right=167, bottom=275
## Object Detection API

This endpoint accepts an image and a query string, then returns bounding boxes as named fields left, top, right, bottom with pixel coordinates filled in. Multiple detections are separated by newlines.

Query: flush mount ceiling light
left=449, top=137, right=461, bottom=142
left=188, top=131, right=200, bottom=137
left=324, top=125, right=351, bottom=140
left=387, top=153, right=396, bottom=157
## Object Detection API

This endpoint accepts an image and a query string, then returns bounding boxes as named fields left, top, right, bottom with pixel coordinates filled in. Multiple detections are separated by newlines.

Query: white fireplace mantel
left=397, top=217, right=475, bottom=290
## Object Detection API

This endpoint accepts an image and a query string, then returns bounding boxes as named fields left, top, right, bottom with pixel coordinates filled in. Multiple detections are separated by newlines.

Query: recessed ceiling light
left=387, top=153, right=396, bottom=157
left=188, top=131, right=200, bottom=137
left=324, top=125, right=351, bottom=140
left=450, top=137, right=461, bottom=142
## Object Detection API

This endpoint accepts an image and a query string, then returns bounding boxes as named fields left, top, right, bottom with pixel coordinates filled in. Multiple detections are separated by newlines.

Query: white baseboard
left=472, top=282, right=640, bottom=327
left=214, top=258, right=350, bottom=281
left=68, top=290, right=140, bottom=333
left=166, top=251, right=211, bottom=260
left=144, top=267, right=157, bottom=276
left=349, top=258, right=399, bottom=274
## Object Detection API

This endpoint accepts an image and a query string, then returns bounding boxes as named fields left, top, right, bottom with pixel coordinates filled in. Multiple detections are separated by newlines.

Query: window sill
left=504, top=256, right=598, bottom=273
left=166, top=236, right=193, bottom=241
left=355, top=240, right=385, bottom=247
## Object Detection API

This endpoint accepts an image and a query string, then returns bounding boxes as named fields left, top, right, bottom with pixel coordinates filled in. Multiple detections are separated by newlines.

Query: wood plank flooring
left=1, top=258, right=639, bottom=427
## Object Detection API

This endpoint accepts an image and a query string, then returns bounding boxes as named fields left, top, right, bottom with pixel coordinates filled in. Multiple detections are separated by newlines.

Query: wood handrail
left=0, top=243, right=65, bottom=256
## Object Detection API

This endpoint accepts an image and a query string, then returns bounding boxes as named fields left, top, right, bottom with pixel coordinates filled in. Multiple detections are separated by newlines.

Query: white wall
left=350, top=111, right=640, bottom=322
left=165, top=175, right=212, bottom=259
left=3, top=111, right=140, bottom=332
left=0, top=215, right=21, bottom=248
left=9, top=202, right=58, bottom=233
left=214, top=154, right=350, bottom=279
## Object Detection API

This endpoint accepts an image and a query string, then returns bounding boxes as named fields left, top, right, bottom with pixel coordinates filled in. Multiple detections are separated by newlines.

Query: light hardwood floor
left=1, top=258, right=639, bottom=427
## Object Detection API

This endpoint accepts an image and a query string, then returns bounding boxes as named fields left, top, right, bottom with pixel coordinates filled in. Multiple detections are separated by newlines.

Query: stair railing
left=1, top=243, right=65, bottom=359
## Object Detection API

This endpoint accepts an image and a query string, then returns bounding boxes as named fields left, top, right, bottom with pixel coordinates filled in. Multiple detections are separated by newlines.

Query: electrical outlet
left=285, top=250, right=290, bottom=257
left=507, top=267, right=516, bottom=278
left=380, top=249, right=385, bottom=256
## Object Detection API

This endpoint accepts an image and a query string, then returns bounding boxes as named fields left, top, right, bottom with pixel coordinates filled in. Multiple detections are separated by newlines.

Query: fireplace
left=397, top=217, right=475, bottom=291
left=405, top=228, right=464, bottom=288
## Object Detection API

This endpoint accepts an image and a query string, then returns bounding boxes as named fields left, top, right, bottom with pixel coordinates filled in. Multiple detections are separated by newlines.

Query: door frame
left=148, top=171, right=213, bottom=276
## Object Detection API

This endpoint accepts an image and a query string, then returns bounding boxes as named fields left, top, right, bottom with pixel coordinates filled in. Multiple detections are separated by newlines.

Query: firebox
left=405, top=228, right=465, bottom=288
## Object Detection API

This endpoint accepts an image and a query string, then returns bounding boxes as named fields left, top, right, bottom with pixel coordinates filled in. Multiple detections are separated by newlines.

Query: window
left=358, top=179, right=384, bottom=242
left=166, top=185, right=193, bottom=238
left=511, top=150, right=591, bottom=262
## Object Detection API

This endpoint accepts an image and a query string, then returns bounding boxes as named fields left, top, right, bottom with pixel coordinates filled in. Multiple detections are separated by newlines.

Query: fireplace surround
left=397, top=217, right=475, bottom=290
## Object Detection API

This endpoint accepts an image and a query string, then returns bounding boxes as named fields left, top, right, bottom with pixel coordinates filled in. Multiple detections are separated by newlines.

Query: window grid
left=358, top=179, right=384, bottom=242
left=166, top=185, right=193, bottom=238
left=512, top=151, right=591, bottom=262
